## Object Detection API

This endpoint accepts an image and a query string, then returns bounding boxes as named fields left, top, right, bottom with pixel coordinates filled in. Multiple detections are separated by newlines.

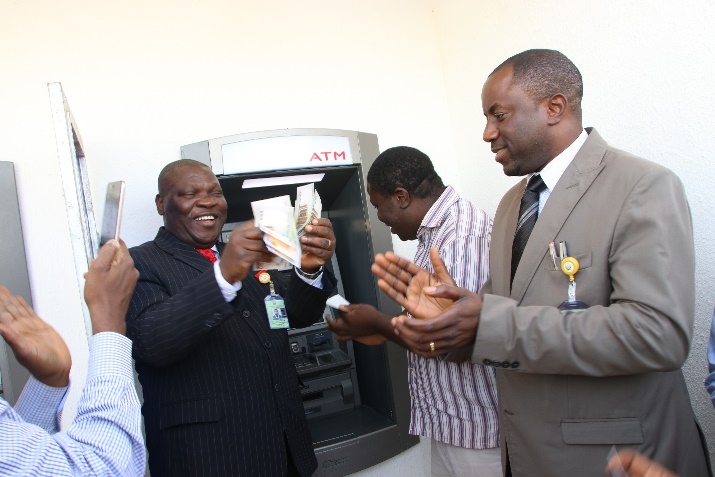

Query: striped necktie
left=511, top=174, right=546, bottom=285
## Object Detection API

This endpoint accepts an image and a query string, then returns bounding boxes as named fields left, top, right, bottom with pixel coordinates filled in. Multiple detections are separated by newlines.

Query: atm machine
left=181, top=129, right=419, bottom=476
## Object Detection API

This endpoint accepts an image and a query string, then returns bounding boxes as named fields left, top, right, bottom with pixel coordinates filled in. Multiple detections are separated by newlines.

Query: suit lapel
left=155, top=227, right=215, bottom=273
left=510, top=129, right=608, bottom=301
left=491, top=185, right=524, bottom=297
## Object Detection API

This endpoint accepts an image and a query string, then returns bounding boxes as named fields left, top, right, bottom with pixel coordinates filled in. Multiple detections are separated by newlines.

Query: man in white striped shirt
left=328, top=146, right=500, bottom=477
left=0, top=240, right=145, bottom=476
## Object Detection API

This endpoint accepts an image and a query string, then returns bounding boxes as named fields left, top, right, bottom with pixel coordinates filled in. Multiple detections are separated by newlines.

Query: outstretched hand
left=0, top=286, right=71, bottom=388
left=371, top=248, right=457, bottom=320
left=327, top=303, right=388, bottom=345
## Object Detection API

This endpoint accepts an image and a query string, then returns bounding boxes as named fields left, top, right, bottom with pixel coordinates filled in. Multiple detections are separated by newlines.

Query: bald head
left=491, top=49, right=583, bottom=122
left=158, top=159, right=212, bottom=195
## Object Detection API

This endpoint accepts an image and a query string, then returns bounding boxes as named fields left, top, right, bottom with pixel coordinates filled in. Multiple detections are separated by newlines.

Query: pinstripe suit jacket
left=127, top=227, right=336, bottom=477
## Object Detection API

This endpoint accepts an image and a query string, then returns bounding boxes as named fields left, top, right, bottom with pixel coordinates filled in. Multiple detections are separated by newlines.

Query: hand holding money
left=251, top=195, right=302, bottom=269
left=219, top=221, right=274, bottom=283
left=300, top=218, right=336, bottom=272
left=250, top=183, right=327, bottom=271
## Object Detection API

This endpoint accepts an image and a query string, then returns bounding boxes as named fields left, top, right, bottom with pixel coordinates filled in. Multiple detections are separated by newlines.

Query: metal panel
left=179, top=139, right=211, bottom=167
left=0, top=161, right=32, bottom=404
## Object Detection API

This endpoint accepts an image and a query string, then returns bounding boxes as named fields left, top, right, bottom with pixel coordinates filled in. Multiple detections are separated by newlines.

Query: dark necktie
left=511, top=174, right=547, bottom=284
left=196, top=247, right=217, bottom=264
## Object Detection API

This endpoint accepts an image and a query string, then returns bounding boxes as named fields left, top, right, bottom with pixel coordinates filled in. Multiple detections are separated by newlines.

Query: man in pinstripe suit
left=126, top=159, right=337, bottom=476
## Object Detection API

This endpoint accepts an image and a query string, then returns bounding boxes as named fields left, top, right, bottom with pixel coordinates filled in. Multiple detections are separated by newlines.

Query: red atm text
left=309, top=151, right=347, bottom=162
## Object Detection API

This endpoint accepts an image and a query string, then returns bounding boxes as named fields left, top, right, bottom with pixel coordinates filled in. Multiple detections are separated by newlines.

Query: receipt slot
left=181, top=129, right=418, bottom=476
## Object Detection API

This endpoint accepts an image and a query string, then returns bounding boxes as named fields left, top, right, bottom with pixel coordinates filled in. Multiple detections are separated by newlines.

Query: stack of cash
left=294, top=183, right=322, bottom=237
left=251, top=183, right=322, bottom=270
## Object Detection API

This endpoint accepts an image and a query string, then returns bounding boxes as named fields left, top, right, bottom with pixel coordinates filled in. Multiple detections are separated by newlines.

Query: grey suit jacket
left=472, top=129, right=710, bottom=476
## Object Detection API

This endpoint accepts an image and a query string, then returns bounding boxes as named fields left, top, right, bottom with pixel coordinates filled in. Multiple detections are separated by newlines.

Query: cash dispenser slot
left=300, top=372, right=356, bottom=419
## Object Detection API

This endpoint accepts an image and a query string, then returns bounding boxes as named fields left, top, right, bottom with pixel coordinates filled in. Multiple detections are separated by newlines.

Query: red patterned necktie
left=196, top=248, right=217, bottom=264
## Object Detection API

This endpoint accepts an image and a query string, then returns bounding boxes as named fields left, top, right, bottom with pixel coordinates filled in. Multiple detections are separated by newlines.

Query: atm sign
left=221, top=135, right=355, bottom=174
left=309, top=151, right=347, bottom=162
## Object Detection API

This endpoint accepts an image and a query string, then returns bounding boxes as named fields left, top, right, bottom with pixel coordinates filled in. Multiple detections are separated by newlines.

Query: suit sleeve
left=281, top=268, right=337, bottom=328
left=126, top=253, right=236, bottom=367
left=474, top=167, right=695, bottom=376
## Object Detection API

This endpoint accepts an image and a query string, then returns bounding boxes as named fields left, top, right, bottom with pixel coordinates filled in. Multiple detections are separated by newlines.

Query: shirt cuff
left=87, top=332, right=135, bottom=382
left=14, top=376, right=68, bottom=433
left=213, top=259, right=242, bottom=301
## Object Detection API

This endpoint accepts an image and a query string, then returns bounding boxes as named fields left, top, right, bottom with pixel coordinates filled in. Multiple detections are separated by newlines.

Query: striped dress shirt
left=408, top=185, right=499, bottom=449
left=0, top=332, right=146, bottom=476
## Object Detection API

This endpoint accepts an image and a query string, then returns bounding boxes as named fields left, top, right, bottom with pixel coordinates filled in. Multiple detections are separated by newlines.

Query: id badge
left=265, top=294, right=289, bottom=329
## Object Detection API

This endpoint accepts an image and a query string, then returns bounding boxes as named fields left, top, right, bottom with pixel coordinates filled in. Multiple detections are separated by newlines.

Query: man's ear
left=546, top=94, right=568, bottom=125
left=394, top=188, right=411, bottom=209
left=155, top=194, right=165, bottom=215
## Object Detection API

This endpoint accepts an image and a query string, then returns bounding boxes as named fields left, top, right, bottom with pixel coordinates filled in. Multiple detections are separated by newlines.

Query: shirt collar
left=533, top=129, right=588, bottom=191
left=417, top=185, right=458, bottom=236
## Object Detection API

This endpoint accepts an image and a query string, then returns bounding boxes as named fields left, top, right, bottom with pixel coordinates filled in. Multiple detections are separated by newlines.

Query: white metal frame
left=47, top=82, right=97, bottom=338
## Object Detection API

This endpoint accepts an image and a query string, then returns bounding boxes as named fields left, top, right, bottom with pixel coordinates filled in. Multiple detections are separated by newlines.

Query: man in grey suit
left=371, top=49, right=710, bottom=477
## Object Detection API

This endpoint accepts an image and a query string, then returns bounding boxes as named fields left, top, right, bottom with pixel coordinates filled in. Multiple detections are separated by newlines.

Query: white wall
left=0, top=0, right=444, bottom=474
left=1, top=0, right=714, bottom=473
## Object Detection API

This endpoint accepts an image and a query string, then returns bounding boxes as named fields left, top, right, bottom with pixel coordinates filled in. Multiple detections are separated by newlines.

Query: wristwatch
left=296, top=266, right=323, bottom=280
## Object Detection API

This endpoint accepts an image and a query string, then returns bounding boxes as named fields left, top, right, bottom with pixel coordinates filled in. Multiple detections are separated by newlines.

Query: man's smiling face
left=156, top=163, right=228, bottom=248
left=482, top=64, right=553, bottom=177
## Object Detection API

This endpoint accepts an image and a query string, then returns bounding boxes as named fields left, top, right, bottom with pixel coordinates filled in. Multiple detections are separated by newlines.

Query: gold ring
left=429, top=341, right=435, bottom=352
left=327, top=239, right=332, bottom=249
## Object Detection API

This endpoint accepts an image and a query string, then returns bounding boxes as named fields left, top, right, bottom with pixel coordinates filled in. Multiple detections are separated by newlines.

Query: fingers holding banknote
left=300, top=218, right=336, bottom=272
left=221, top=221, right=274, bottom=283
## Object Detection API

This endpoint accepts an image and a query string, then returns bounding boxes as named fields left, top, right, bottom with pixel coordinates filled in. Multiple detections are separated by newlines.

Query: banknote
left=251, top=195, right=292, bottom=227
left=254, top=205, right=301, bottom=269
left=294, top=183, right=322, bottom=237
left=251, top=184, right=322, bottom=270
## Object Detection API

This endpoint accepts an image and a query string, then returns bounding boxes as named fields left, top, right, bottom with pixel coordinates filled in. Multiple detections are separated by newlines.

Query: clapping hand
left=0, top=287, right=71, bottom=388
left=371, top=247, right=457, bottom=320
left=371, top=247, right=482, bottom=359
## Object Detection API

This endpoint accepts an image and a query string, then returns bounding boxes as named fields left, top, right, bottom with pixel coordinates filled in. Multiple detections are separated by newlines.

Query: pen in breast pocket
left=548, top=242, right=558, bottom=270
left=559, top=241, right=568, bottom=261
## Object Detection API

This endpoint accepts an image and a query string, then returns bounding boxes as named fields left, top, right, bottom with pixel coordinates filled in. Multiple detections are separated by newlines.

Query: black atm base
left=311, top=406, right=416, bottom=476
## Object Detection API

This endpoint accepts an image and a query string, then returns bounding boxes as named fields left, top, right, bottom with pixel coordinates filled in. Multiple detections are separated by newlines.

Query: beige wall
left=1, top=0, right=713, bottom=473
